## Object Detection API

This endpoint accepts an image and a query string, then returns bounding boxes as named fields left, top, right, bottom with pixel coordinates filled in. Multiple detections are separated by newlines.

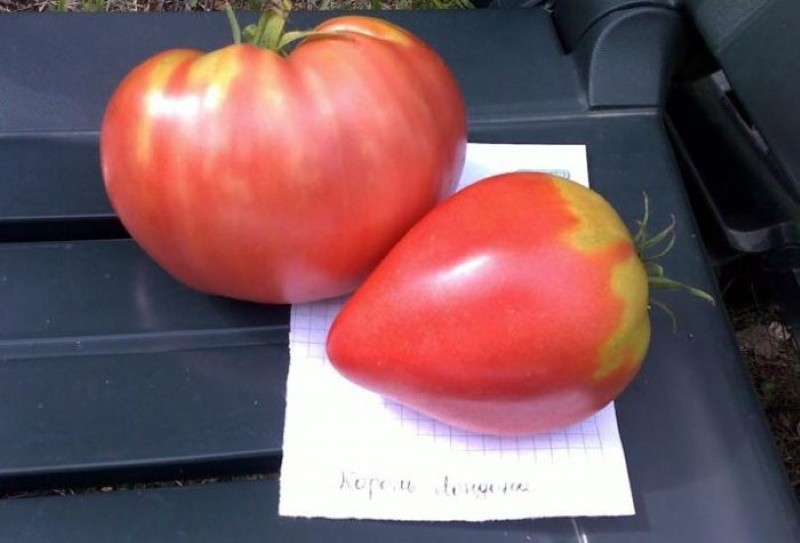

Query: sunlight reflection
left=437, top=254, right=491, bottom=284
left=146, top=93, right=200, bottom=119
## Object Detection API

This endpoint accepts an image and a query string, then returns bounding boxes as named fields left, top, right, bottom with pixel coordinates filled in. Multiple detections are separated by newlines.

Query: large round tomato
left=100, top=16, right=466, bottom=304
left=326, top=172, right=651, bottom=435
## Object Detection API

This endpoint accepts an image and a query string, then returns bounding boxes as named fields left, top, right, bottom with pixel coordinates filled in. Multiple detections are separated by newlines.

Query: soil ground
left=723, top=271, right=800, bottom=498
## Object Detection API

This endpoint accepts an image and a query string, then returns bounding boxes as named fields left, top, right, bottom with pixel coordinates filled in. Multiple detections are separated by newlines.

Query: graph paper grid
left=290, top=299, right=611, bottom=465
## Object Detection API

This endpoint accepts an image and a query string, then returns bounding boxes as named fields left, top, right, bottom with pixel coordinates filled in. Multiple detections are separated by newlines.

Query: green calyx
left=634, top=193, right=715, bottom=330
left=225, top=1, right=345, bottom=56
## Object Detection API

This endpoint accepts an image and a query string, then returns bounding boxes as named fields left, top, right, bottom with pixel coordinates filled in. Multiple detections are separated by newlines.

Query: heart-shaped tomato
left=326, top=172, right=650, bottom=435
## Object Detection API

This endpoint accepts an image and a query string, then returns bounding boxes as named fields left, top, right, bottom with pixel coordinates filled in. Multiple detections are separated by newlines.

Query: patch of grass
left=0, top=0, right=472, bottom=11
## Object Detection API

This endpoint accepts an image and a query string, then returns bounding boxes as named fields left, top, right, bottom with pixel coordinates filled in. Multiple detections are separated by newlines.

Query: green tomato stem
left=635, top=192, right=715, bottom=306
left=224, top=1, right=348, bottom=56
left=226, top=3, right=242, bottom=45
left=266, top=10, right=288, bottom=50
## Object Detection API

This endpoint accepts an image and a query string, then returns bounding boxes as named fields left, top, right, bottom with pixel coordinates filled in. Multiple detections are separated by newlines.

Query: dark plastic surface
left=666, top=76, right=800, bottom=261
left=0, top=344, right=287, bottom=491
left=0, top=240, right=288, bottom=490
left=0, top=10, right=583, bottom=133
left=1, top=7, right=798, bottom=543
left=568, top=7, right=685, bottom=107
left=0, top=479, right=578, bottom=543
left=553, top=0, right=683, bottom=52
left=667, top=0, right=800, bottom=265
left=0, top=133, right=124, bottom=242
left=686, top=0, right=800, bottom=198
left=0, top=133, right=109, bottom=221
left=0, top=241, right=287, bottom=346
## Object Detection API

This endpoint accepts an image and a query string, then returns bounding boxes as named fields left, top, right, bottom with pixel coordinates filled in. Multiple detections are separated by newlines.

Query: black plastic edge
left=0, top=217, right=128, bottom=243
left=666, top=75, right=800, bottom=259
left=0, top=453, right=281, bottom=498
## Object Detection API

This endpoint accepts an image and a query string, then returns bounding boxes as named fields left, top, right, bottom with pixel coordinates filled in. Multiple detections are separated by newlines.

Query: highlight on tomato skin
left=326, top=172, right=654, bottom=436
left=99, top=15, right=467, bottom=304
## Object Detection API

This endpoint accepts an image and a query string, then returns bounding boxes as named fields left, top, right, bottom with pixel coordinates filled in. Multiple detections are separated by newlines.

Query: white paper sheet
left=279, top=144, right=635, bottom=521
